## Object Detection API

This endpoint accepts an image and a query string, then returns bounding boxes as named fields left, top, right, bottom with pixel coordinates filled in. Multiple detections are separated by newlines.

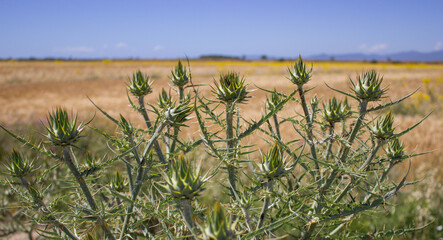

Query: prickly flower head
left=110, top=170, right=125, bottom=192
left=288, top=55, right=312, bottom=86
left=119, top=114, right=134, bottom=135
left=350, top=70, right=387, bottom=101
left=164, top=102, right=194, bottom=127
left=258, top=142, right=291, bottom=179
left=310, top=94, right=319, bottom=108
left=127, top=70, right=153, bottom=97
left=162, top=156, right=206, bottom=199
left=45, top=108, right=86, bottom=146
left=212, top=72, right=250, bottom=104
left=385, top=138, right=405, bottom=159
left=157, top=88, right=174, bottom=110
left=371, top=111, right=395, bottom=140
left=322, top=97, right=351, bottom=125
left=171, top=60, right=189, bottom=87
left=203, top=202, right=236, bottom=240
left=6, top=150, right=34, bottom=178
left=265, top=89, right=282, bottom=111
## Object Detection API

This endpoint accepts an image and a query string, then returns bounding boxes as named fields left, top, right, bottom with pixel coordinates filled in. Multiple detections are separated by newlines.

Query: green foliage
left=0, top=56, right=432, bottom=239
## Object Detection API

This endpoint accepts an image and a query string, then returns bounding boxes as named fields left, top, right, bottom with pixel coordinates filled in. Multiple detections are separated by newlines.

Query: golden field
left=0, top=59, right=442, bottom=178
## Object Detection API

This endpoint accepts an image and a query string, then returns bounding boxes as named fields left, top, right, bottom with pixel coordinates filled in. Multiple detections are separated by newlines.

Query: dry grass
left=0, top=60, right=442, bottom=178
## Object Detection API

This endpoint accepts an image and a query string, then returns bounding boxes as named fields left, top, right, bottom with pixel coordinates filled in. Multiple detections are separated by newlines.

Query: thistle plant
left=127, top=70, right=153, bottom=97
left=171, top=60, right=190, bottom=100
left=158, top=88, right=174, bottom=110
left=45, top=107, right=86, bottom=146
left=371, top=111, right=395, bottom=140
left=0, top=57, right=429, bottom=239
left=162, top=156, right=207, bottom=200
left=322, top=97, right=351, bottom=126
left=164, top=102, right=194, bottom=128
left=202, top=202, right=236, bottom=240
left=6, top=150, right=34, bottom=178
left=350, top=69, right=387, bottom=101
left=162, top=156, right=207, bottom=230
left=385, top=137, right=405, bottom=159
left=212, top=72, right=250, bottom=104
left=257, top=142, right=290, bottom=180
left=288, top=55, right=312, bottom=86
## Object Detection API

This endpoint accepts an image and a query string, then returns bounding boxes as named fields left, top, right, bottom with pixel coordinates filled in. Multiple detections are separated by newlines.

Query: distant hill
left=308, top=50, right=443, bottom=62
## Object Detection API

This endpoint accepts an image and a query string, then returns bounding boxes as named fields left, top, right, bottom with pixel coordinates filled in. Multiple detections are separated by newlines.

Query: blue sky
left=1, top=0, right=442, bottom=58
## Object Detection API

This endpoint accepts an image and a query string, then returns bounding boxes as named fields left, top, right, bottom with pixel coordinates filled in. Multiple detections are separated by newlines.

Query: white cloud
left=53, top=46, right=95, bottom=53
left=434, top=42, right=443, bottom=51
left=359, top=43, right=388, bottom=53
left=153, top=45, right=165, bottom=51
left=115, top=42, right=128, bottom=49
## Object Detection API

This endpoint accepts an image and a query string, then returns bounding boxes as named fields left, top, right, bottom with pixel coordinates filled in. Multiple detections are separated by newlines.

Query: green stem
left=272, top=114, right=281, bottom=139
left=181, top=199, right=195, bottom=232
left=298, top=86, right=320, bottom=180
left=340, top=101, right=368, bottom=163
left=21, top=177, right=78, bottom=240
left=62, top=147, right=97, bottom=211
left=226, top=104, right=237, bottom=193
left=359, top=139, right=382, bottom=171
left=323, top=124, right=334, bottom=161
left=305, top=101, right=368, bottom=239
left=63, top=148, right=116, bottom=240
left=178, top=86, right=185, bottom=102
left=125, top=159, right=134, bottom=191
left=137, top=96, right=166, bottom=165
left=120, top=123, right=166, bottom=239
left=257, top=179, right=273, bottom=230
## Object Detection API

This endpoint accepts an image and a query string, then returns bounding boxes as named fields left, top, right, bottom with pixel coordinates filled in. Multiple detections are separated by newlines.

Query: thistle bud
left=310, top=94, right=319, bottom=108
left=45, top=108, right=85, bottom=146
left=371, top=111, right=395, bottom=140
left=82, top=233, right=97, bottom=240
left=110, top=171, right=125, bottom=192
left=212, top=72, right=250, bottom=104
left=203, top=202, right=236, bottom=240
left=385, top=138, right=405, bottom=159
left=265, top=89, right=281, bottom=111
left=162, top=156, right=206, bottom=200
left=164, top=103, right=194, bottom=127
left=288, top=55, right=312, bottom=86
left=6, top=150, right=34, bottom=178
left=127, top=70, right=153, bottom=97
left=258, top=142, right=291, bottom=179
left=350, top=70, right=387, bottom=101
left=119, top=114, right=134, bottom=135
left=322, top=97, right=351, bottom=125
left=157, top=88, right=173, bottom=110
left=171, top=60, right=189, bottom=87
left=28, top=185, right=43, bottom=203
left=81, top=154, right=100, bottom=177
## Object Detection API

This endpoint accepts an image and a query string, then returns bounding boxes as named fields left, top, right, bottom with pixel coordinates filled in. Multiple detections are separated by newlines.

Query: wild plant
left=0, top=57, right=430, bottom=239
